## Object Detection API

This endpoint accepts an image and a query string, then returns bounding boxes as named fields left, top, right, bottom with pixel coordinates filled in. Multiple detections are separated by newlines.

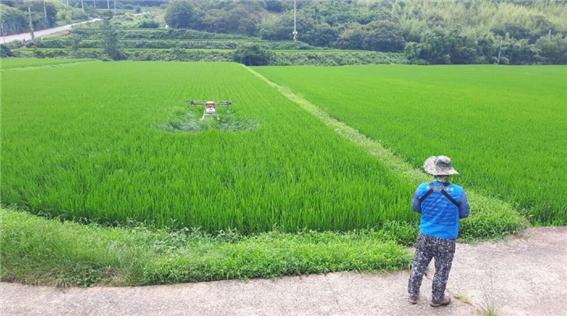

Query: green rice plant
left=1, top=61, right=419, bottom=233
left=255, top=65, right=567, bottom=225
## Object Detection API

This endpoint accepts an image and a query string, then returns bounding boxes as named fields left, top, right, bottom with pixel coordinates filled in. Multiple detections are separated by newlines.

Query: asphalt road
left=0, top=19, right=100, bottom=44
left=1, top=227, right=565, bottom=315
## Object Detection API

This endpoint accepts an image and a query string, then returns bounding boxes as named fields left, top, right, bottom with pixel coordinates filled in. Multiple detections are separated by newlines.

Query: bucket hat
left=423, top=155, right=459, bottom=176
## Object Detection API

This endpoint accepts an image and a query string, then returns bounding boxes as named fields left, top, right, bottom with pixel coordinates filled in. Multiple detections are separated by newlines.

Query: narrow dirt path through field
left=244, top=66, right=523, bottom=226
left=1, top=227, right=565, bottom=315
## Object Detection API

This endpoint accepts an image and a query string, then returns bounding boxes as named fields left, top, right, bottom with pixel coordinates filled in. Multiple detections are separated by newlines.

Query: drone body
left=189, top=99, right=232, bottom=120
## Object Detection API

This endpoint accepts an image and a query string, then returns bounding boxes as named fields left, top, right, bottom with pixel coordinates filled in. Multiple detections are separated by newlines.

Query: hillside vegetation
left=12, top=25, right=406, bottom=65
left=164, top=0, right=567, bottom=64
left=4, top=0, right=567, bottom=65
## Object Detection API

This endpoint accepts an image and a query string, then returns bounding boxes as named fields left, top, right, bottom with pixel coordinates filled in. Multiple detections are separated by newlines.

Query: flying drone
left=188, top=99, right=232, bottom=120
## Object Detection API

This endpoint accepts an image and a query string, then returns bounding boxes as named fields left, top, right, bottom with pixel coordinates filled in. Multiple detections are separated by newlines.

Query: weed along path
left=1, top=227, right=565, bottom=315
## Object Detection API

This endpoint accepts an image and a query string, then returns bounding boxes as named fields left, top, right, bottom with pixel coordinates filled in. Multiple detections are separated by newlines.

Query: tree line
left=1, top=0, right=60, bottom=35
left=164, top=0, right=567, bottom=64
left=0, top=0, right=160, bottom=36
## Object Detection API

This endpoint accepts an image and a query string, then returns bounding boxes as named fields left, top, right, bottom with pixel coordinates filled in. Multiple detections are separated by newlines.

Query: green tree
left=164, top=0, right=195, bottom=29
left=502, top=38, right=540, bottom=64
left=362, top=21, right=405, bottom=52
left=302, top=22, right=339, bottom=47
left=265, top=0, right=284, bottom=12
left=0, top=4, right=27, bottom=35
left=0, top=44, right=15, bottom=57
left=201, top=6, right=260, bottom=36
left=71, top=32, right=82, bottom=56
left=338, top=21, right=405, bottom=52
left=29, top=0, right=57, bottom=29
left=536, top=34, right=567, bottom=64
left=101, top=14, right=126, bottom=60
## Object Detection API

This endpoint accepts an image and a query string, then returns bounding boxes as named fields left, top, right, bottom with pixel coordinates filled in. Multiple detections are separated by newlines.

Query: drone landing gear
left=201, top=108, right=219, bottom=121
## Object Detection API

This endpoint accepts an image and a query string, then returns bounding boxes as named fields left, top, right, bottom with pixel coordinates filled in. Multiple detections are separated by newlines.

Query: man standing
left=408, top=155, right=470, bottom=307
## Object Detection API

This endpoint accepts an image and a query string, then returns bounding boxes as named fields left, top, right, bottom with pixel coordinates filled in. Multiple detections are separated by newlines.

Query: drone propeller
left=188, top=99, right=232, bottom=106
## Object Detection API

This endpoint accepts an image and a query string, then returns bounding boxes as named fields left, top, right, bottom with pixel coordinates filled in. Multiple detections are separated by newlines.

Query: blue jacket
left=412, top=180, right=470, bottom=240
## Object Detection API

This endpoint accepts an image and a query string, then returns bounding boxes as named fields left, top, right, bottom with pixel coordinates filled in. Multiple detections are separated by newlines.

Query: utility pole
left=114, top=0, right=116, bottom=12
left=28, top=7, right=35, bottom=40
left=43, top=0, right=48, bottom=26
left=81, top=0, right=85, bottom=12
left=292, top=0, right=297, bottom=41
left=107, top=0, right=110, bottom=9
left=496, top=37, right=503, bottom=64
left=93, top=0, right=96, bottom=9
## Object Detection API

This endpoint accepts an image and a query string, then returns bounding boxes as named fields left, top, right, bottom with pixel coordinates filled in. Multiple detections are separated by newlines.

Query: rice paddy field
left=256, top=65, right=567, bottom=225
left=1, top=58, right=556, bottom=286
left=1, top=60, right=417, bottom=233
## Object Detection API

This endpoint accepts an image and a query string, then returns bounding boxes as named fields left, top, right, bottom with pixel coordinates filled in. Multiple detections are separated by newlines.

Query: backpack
left=417, top=182, right=461, bottom=207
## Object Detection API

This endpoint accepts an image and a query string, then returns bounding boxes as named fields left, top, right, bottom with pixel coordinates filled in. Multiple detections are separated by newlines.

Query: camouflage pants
left=408, top=234, right=456, bottom=302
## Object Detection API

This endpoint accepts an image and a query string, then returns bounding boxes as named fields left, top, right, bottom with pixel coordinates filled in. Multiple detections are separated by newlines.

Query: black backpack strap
left=441, top=189, right=461, bottom=207
left=417, top=183, right=434, bottom=203
left=418, top=182, right=461, bottom=207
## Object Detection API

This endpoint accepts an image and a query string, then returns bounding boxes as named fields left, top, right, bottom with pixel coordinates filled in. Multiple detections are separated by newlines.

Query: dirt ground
left=1, top=227, right=565, bottom=315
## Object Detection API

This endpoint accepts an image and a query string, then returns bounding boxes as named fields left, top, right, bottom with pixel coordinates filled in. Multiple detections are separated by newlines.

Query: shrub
left=233, top=43, right=273, bottom=66
left=0, top=44, right=15, bottom=57
left=138, top=20, right=160, bottom=29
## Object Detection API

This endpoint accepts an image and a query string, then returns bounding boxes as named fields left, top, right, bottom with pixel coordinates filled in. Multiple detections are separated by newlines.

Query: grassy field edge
left=0, top=207, right=416, bottom=287
left=247, top=65, right=528, bottom=240
left=0, top=58, right=97, bottom=70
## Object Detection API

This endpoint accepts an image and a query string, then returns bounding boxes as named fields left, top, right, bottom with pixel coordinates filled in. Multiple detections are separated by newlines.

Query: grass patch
left=0, top=208, right=412, bottom=287
left=161, top=106, right=259, bottom=133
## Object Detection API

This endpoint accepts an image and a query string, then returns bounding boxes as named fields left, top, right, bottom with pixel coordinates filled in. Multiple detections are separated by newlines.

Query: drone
left=188, top=99, right=232, bottom=120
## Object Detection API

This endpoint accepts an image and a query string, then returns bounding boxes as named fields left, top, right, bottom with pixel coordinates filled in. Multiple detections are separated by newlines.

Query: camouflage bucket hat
left=423, top=155, right=459, bottom=176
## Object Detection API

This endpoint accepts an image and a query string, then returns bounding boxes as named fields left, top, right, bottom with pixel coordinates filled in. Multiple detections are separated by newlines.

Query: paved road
left=1, top=227, right=565, bottom=315
left=0, top=19, right=100, bottom=44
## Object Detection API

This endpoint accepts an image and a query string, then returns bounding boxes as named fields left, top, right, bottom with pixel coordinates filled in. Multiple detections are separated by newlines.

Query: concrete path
left=1, top=227, right=566, bottom=315
left=0, top=19, right=100, bottom=44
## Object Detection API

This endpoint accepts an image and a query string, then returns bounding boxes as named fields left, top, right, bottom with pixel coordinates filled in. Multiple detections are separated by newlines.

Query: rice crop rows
left=0, top=58, right=91, bottom=69
left=1, top=61, right=418, bottom=233
left=255, top=65, right=567, bottom=225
